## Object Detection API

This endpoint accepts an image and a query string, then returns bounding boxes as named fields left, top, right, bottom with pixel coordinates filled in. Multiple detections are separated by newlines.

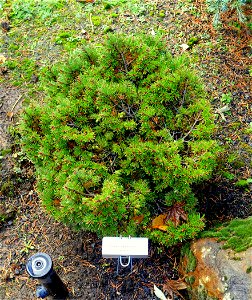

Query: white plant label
left=102, top=237, right=148, bottom=258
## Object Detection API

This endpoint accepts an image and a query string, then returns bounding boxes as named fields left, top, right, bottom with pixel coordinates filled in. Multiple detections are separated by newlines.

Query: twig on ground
left=11, top=95, right=23, bottom=112
left=89, top=13, right=94, bottom=33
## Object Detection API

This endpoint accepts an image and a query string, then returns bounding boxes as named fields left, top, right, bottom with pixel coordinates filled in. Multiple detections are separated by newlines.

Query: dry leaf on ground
left=0, top=54, right=6, bottom=64
left=154, top=284, right=167, bottom=300
left=166, top=203, right=188, bottom=227
left=163, top=278, right=187, bottom=300
left=180, top=44, right=189, bottom=51
left=152, top=214, right=168, bottom=231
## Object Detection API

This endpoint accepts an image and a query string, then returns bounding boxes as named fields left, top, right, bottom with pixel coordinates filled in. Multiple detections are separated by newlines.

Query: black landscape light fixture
left=26, top=252, right=68, bottom=299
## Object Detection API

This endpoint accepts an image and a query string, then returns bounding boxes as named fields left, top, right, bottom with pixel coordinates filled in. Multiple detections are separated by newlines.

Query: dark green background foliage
left=20, top=35, right=220, bottom=246
left=206, top=0, right=251, bottom=26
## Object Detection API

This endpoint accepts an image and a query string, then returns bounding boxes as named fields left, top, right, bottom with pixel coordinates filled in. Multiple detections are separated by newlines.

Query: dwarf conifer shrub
left=20, top=35, right=221, bottom=247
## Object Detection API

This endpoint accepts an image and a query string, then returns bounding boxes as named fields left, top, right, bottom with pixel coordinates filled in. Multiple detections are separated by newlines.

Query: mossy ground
left=180, top=243, right=197, bottom=273
left=201, top=216, right=252, bottom=252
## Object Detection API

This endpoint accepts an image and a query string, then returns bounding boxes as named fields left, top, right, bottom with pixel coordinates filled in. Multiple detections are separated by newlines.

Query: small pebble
left=14, top=269, right=20, bottom=275
left=1, top=22, right=10, bottom=32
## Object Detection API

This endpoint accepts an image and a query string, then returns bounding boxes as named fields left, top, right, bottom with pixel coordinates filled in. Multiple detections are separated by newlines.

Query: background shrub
left=206, top=0, right=251, bottom=26
left=20, top=34, right=221, bottom=247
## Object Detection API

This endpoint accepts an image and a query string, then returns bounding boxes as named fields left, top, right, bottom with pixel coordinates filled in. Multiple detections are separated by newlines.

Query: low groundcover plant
left=20, top=34, right=221, bottom=246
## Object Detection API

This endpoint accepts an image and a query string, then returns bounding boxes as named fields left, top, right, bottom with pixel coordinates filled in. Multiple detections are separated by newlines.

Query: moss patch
left=181, top=243, right=197, bottom=273
left=185, top=275, right=195, bottom=285
left=0, top=180, right=15, bottom=197
left=0, top=204, right=16, bottom=225
left=201, top=217, right=252, bottom=252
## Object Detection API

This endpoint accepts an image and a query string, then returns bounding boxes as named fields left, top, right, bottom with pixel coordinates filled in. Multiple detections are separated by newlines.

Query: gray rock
left=180, top=238, right=252, bottom=300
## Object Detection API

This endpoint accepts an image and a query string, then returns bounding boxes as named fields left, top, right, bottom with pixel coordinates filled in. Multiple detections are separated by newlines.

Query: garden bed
left=0, top=0, right=251, bottom=299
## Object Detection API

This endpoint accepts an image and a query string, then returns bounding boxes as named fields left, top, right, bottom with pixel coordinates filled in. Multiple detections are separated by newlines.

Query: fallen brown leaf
left=77, top=0, right=94, bottom=2
left=166, top=203, right=188, bottom=227
left=132, top=215, right=144, bottom=224
left=6, top=111, right=14, bottom=119
left=152, top=214, right=168, bottom=231
left=163, top=278, right=187, bottom=300
left=0, top=54, right=6, bottom=64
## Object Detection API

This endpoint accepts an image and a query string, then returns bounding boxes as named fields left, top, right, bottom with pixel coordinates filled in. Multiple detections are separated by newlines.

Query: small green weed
left=92, top=15, right=102, bottom=26
left=5, top=57, right=38, bottom=87
left=20, top=239, right=35, bottom=254
left=58, top=255, right=65, bottom=261
left=0, top=180, right=15, bottom=197
left=244, top=122, right=252, bottom=134
left=10, top=0, right=65, bottom=24
left=188, top=37, right=199, bottom=47
left=221, top=92, right=232, bottom=104
left=235, top=178, right=252, bottom=187
left=185, top=276, right=195, bottom=285
left=221, top=171, right=235, bottom=180
left=54, top=32, right=82, bottom=48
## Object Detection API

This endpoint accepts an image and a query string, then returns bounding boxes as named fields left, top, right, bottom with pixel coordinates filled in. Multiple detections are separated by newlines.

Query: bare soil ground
left=0, top=0, right=251, bottom=299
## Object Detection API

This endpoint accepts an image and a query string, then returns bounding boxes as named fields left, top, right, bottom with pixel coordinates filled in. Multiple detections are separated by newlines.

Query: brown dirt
left=0, top=85, right=23, bottom=149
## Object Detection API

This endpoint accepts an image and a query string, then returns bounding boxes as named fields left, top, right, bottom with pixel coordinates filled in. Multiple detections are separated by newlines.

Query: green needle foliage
left=206, top=0, right=251, bottom=26
left=20, top=34, right=221, bottom=246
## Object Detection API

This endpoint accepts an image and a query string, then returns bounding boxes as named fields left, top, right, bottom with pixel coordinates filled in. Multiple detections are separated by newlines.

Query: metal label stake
left=102, top=236, right=148, bottom=274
